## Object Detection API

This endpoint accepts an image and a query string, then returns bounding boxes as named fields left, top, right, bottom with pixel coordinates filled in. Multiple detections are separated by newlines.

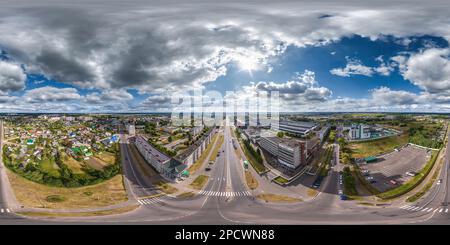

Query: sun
left=236, top=56, right=259, bottom=76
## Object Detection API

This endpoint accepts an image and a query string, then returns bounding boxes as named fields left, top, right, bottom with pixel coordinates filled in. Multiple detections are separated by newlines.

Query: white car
left=366, top=176, right=374, bottom=180
left=338, top=190, right=343, bottom=195
left=437, top=179, right=442, bottom=185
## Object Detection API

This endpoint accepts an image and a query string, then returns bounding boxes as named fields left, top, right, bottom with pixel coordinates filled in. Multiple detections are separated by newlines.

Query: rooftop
left=135, top=136, right=170, bottom=163
left=264, top=136, right=302, bottom=148
left=175, top=127, right=213, bottom=161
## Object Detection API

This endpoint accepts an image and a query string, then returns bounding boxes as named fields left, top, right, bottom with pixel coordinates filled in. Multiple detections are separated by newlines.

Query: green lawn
left=273, top=176, right=289, bottom=185
left=39, top=158, right=60, bottom=177
left=349, top=134, right=409, bottom=158
left=190, top=175, right=209, bottom=190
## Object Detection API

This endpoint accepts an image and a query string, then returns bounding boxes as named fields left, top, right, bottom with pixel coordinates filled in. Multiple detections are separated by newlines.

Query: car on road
left=340, top=195, right=347, bottom=200
left=338, top=190, right=343, bottom=195
left=209, top=161, right=214, bottom=165
left=365, top=176, right=374, bottom=181
left=405, top=171, right=417, bottom=177
left=369, top=180, right=377, bottom=184
left=205, top=167, right=211, bottom=171
left=437, top=179, right=443, bottom=185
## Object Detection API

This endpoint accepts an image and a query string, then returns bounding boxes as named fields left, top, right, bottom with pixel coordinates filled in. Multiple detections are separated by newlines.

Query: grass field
left=18, top=205, right=138, bottom=218
left=8, top=169, right=128, bottom=209
left=95, top=151, right=116, bottom=165
left=190, top=175, right=209, bottom=190
left=273, top=176, right=289, bottom=185
left=60, top=152, right=85, bottom=174
left=156, top=181, right=178, bottom=194
left=39, top=158, right=60, bottom=177
left=256, top=193, right=301, bottom=203
left=209, top=134, right=224, bottom=162
left=349, top=134, right=409, bottom=158
left=245, top=170, right=258, bottom=189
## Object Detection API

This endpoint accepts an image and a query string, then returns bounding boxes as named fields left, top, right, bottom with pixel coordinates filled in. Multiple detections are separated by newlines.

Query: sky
left=1, top=0, right=450, bottom=113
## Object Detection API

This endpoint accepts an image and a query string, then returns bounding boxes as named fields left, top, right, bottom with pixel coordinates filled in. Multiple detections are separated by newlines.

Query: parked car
left=389, top=180, right=397, bottom=185
left=340, top=195, right=347, bottom=201
left=209, top=161, right=214, bottom=165
left=437, top=179, right=443, bottom=185
left=366, top=176, right=374, bottom=181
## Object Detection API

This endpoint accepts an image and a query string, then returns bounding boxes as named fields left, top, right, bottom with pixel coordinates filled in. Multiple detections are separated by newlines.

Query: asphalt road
left=1, top=123, right=450, bottom=224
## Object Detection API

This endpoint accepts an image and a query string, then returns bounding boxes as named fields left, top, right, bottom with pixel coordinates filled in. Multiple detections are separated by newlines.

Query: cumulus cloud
left=398, top=48, right=450, bottom=93
left=0, top=1, right=450, bottom=112
left=0, top=60, right=26, bottom=92
left=330, top=56, right=394, bottom=77
left=22, top=86, right=82, bottom=103
left=85, top=90, right=134, bottom=104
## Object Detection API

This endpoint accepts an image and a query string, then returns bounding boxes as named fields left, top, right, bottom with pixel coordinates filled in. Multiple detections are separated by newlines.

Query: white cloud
left=399, top=48, right=450, bottom=93
left=0, top=60, right=26, bottom=92
left=23, top=86, right=81, bottom=103
left=85, top=90, right=134, bottom=104
left=330, top=56, right=394, bottom=77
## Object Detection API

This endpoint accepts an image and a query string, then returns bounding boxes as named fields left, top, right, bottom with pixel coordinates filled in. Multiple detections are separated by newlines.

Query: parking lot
left=359, top=144, right=432, bottom=192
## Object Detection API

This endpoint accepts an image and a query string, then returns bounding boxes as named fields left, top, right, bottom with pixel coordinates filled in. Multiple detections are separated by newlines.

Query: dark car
left=340, top=195, right=347, bottom=200
left=205, top=167, right=211, bottom=171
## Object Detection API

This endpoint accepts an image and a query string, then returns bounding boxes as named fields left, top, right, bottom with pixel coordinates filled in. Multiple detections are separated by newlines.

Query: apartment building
left=134, top=136, right=186, bottom=180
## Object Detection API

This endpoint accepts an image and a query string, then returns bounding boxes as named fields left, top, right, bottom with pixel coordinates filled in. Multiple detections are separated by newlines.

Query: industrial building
left=278, top=120, right=317, bottom=137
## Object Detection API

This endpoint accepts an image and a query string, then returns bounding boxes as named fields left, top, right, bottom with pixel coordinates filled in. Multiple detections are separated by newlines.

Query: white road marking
left=427, top=208, right=433, bottom=212
left=439, top=208, right=443, bottom=213
left=0, top=209, right=3, bottom=213
left=446, top=208, right=448, bottom=213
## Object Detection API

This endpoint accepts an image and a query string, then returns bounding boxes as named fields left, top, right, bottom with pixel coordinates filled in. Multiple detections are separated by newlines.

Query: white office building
left=127, top=124, right=136, bottom=136
left=348, top=124, right=371, bottom=140
left=259, top=135, right=306, bottom=169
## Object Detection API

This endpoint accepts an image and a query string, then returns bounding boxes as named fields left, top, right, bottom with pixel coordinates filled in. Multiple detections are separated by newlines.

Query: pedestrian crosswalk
left=137, top=197, right=164, bottom=206
left=0, top=208, right=11, bottom=214
left=198, top=190, right=251, bottom=197
left=400, top=205, right=449, bottom=213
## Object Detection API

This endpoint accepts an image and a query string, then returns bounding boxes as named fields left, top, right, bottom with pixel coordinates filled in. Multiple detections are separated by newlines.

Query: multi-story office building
left=259, top=136, right=307, bottom=169
left=127, top=124, right=136, bottom=136
left=348, top=124, right=371, bottom=140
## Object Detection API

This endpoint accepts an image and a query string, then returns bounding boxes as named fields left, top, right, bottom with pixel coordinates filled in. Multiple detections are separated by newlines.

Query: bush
left=46, top=195, right=66, bottom=203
